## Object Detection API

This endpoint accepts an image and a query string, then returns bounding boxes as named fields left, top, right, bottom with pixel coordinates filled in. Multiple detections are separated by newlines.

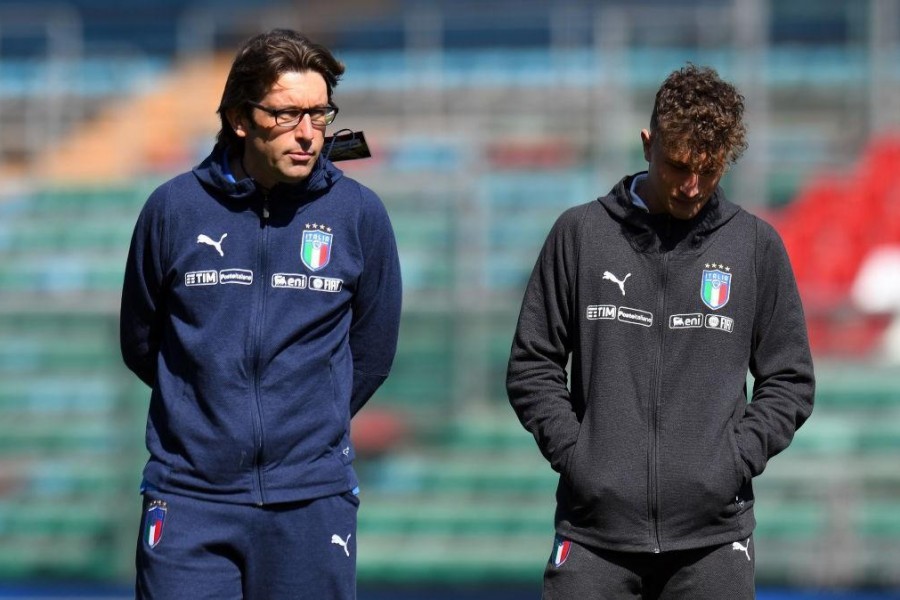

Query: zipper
left=647, top=219, right=672, bottom=553
left=249, top=194, right=270, bottom=505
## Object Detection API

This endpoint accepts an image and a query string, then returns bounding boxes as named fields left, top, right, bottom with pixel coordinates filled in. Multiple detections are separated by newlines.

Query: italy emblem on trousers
left=550, top=535, right=572, bottom=568
left=145, top=500, right=168, bottom=549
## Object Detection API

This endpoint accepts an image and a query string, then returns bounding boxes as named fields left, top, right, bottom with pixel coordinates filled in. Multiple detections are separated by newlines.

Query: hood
left=191, top=143, right=345, bottom=208
left=601, top=172, right=742, bottom=254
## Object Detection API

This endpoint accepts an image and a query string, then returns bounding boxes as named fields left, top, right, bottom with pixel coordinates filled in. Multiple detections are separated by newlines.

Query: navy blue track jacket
left=120, top=145, right=402, bottom=505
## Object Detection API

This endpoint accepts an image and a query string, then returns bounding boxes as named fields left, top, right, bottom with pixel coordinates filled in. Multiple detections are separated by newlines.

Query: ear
left=640, top=129, right=652, bottom=162
left=227, top=107, right=249, bottom=139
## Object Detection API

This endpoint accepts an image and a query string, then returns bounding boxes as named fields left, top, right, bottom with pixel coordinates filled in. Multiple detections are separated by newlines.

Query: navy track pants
left=135, top=489, right=359, bottom=600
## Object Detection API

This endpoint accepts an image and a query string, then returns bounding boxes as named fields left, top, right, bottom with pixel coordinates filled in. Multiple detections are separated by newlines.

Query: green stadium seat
left=359, top=494, right=551, bottom=536
left=813, top=365, right=900, bottom=409
left=28, top=185, right=149, bottom=219
left=0, top=218, right=134, bottom=255
left=0, top=498, right=115, bottom=536
left=0, top=376, right=119, bottom=412
left=372, top=313, right=456, bottom=411
left=435, top=413, right=536, bottom=453
left=357, top=531, right=548, bottom=584
left=0, top=255, right=125, bottom=293
left=853, top=502, right=900, bottom=538
left=0, top=334, right=121, bottom=373
left=754, top=503, right=830, bottom=540
left=0, top=184, right=149, bottom=583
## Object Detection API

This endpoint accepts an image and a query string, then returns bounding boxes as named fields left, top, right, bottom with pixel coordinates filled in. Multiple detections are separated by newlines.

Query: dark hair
left=216, top=29, right=345, bottom=150
left=650, top=63, right=747, bottom=171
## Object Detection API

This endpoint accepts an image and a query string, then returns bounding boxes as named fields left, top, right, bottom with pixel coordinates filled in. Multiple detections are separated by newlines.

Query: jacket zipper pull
left=262, top=196, right=270, bottom=220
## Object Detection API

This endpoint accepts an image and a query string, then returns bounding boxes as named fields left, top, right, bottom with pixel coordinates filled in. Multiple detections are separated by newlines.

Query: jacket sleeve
left=348, top=190, right=402, bottom=416
left=119, top=187, right=168, bottom=388
left=506, top=208, right=582, bottom=475
left=737, top=219, right=815, bottom=479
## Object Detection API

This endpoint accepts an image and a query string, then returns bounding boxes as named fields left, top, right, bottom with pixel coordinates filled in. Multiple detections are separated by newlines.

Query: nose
left=680, top=172, right=700, bottom=198
left=294, top=113, right=314, bottom=140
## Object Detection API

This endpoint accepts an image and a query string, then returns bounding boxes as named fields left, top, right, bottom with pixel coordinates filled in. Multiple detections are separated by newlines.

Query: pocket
left=727, top=427, right=746, bottom=491
left=342, top=488, right=361, bottom=509
left=560, top=418, right=586, bottom=492
left=556, top=423, right=592, bottom=522
left=327, top=354, right=353, bottom=425
left=328, top=358, right=342, bottom=423
left=327, top=357, right=356, bottom=467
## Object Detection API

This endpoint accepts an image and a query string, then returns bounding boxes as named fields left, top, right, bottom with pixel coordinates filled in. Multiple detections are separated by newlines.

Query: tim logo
left=669, top=313, right=703, bottom=329
left=272, top=273, right=307, bottom=290
left=185, top=270, right=218, bottom=286
left=587, top=305, right=616, bottom=320
left=705, top=314, right=735, bottom=333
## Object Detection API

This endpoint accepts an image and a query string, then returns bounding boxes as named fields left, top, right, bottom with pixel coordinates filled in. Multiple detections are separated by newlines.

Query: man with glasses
left=507, top=64, right=814, bottom=598
left=121, top=29, right=401, bottom=599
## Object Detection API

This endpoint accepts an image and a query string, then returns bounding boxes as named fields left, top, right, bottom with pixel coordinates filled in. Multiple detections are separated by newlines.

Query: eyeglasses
left=247, top=101, right=339, bottom=127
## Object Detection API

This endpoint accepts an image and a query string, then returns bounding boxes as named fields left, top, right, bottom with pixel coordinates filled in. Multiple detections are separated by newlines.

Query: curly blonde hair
left=650, top=64, right=748, bottom=172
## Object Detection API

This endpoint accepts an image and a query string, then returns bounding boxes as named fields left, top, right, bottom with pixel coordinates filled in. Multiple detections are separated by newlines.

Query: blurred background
left=1, top=0, right=899, bottom=598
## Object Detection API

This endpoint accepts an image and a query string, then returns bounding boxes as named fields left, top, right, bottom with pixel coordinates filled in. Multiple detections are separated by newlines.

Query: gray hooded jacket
left=507, top=173, right=814, bottom=553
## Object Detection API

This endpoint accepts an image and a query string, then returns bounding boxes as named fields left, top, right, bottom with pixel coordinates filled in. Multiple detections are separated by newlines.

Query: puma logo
left=732, top=538, right=750, bottom=561
left=602, top=271, right=631, bottom=296
left=197, top=233, right=227, bottom=257
left=331, top=533, right=351, bottom=557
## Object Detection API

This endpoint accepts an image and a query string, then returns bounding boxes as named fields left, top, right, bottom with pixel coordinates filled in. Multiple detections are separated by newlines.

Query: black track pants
left=543, top=535, right=755, bottom=599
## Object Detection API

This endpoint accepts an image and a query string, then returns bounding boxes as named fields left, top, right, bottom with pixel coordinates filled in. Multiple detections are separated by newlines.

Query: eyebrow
left=666, top=157, right=691, bottom=169
left=669, top=158, right=723, bottom=178
left=270, top=104, right=330, bottom=111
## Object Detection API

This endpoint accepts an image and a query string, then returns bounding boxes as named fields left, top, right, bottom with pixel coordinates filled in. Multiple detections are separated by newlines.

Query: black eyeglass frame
left=246, top=100, right=339, bottom=127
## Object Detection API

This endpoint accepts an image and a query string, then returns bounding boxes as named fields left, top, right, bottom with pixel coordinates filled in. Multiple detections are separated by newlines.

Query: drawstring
left=326, top=128, right=354, bottom=159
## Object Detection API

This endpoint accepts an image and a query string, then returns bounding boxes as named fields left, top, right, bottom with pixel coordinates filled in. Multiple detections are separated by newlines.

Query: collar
left=220, top=146, right=238, bottom=184
left=601, top=172, right=741, bottom=254
left=193, top=143, right=344, bottom=206
left=629, top=173, right=650, bottom=212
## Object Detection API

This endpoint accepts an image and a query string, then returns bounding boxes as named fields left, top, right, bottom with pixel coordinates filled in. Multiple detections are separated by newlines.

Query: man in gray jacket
left=507, top=64, right=814, bottom=599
